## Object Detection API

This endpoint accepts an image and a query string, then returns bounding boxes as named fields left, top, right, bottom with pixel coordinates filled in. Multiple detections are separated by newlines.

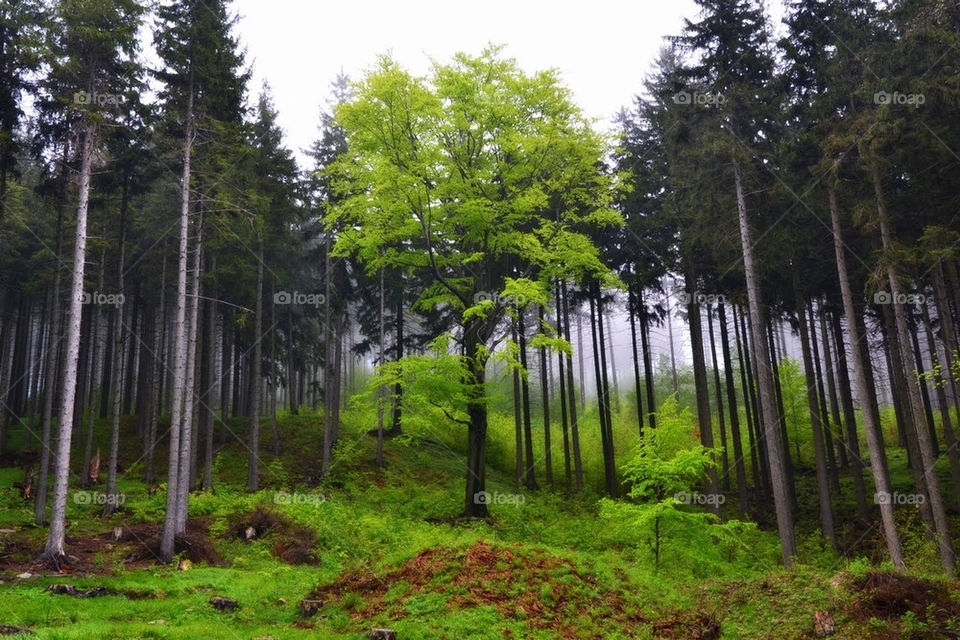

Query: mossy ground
left=1, top=406, right=959, bottom=639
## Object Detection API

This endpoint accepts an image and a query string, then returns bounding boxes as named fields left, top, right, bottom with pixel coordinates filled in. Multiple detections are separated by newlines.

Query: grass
left=1, top=400, right=959, bottom=638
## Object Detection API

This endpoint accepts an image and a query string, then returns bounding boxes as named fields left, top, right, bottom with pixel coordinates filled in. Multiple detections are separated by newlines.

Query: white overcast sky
left=230, top=0, right=785, bottom=167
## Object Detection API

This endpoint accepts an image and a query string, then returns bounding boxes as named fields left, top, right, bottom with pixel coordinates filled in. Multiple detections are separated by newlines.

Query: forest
left=2, top=0, right=960, bottom=638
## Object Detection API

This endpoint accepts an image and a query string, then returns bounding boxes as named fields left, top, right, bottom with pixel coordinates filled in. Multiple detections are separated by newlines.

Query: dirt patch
left=123, top=519, right=223, bottom=566
left=309, top=540, right=645, bottom=636
left=652, top=613, right=722, bottom=639
left=230, top=506, right=319, bottom=565
left=0, top=518, right=222, bottom=576
left=846, top=571, right=960, bottom=638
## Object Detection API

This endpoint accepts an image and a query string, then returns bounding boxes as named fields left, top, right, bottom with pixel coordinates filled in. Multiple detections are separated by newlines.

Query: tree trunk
left=561, top=281, right=584, bottom=493
left=828, top=306, right=869, bottom=519
left=518, top=306, right=536, bottom=490
left=202, top=268, right=217, bottom=490
left=719, top=301, right=749, bottom=515
left=808, top=303, right=841, bottom=492
left=871, top=159, right=955, bottom=576
left=376, top=266, right=385, bottom=468
left=512, top=317, right=523, bottom=489
left=176, top=209, right=202, bottom=531
left=539, top=305, right=553, bottom=488
left=556, top=283, right=571, bottom=491
left=828, top=183, right=903, bottom=568
left=247, top=242, right=264, bottom=492
left=628, top=285, right=644, bottom=435
left=160, top=93, right=194, bottom=563
left=735, top=303, right=765, bottom=494
left=733, top=156, right=796, bottom=564
left=34, top=203, right=65, bottom=525
left=922, top=294, right=960, bottom=509
left=103, top=193, right=127, bottom=516
left=707, top=304, right=729, bottom=491
left=639, top=293, right=656, bottom=430
left=463, top=317, right=490, bottom=517
left=42, top=120, right=95, bottom=565
left=684, top=264, right=719, bottom=513
left=795, top=277, right=836, bottom=549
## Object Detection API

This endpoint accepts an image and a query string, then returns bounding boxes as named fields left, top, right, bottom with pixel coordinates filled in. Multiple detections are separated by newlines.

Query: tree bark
left=719, top=301, right=749, bottom=515
left=561, top=282, right=584, bottom=493
left=246, top=242, right=263, bottom=492
left=871, top=159, right=955, bottom=576
left=828, top=183, right=903, bottom=568
left=795, top=278, right=836, bottom=549
left=42, top=120, right=94, bottom=565
left=160, top=92, right=194, bottom=563
left=733, top=156, right=796, bottom=564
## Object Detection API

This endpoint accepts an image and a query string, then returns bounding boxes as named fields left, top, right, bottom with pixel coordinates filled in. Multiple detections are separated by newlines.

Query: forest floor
left=1, top=411, right=960, bottom=639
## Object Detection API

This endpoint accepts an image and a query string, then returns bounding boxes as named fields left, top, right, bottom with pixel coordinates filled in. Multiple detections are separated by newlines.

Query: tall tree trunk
left=922, top=295, right=960, bottom=509
left=80, top=255, right=105, bottom=487
left=667, top=301, right=679, bottom=395
left=684, top=265, right=719, bottom=513
left=577, top=310, right=586, bottom=411
left=628, top=285, right=644, bottom=435
left=34, top=204, right=65, bottom=525
left=828, top=183, right=903, bottom=568
left=269, top=280, right=279, bottom=457
left=795, top=276, right=836, bottom=549
left=639, top=293, right=656, bottom=430
left=42, top=120, right=94, bottom=565
left=809, top=304, right=841, bottom=492
left=145, top=256, right=166, bottom=485
left=462, top=317, right=490, bottom=517
left=871, top=160, right=955, bottom=576
left=202, top=267, right=217, bottom=490
left=519, top=306, right=536, bottom=490
left=103, top=191, right=127, bottom=516
left=160, top=93, right=194, bottom=563
left=733, top=156, right=796, bottom=564
left=719, top=302, right=749, bottom=515
left=910, top=314, right=938, bottom=454
left=246, top=242, right=263, bottom=492
left=512, top=317, right=523, bottom=488
left=561, top=282, right=584, bottom=493
left=539, top=305, right=553, bottom=488
left=376, top=266, right=385, bottom=468
left=766, top=316, right=797, bottom=508
left=820, top=306, right=847, bottom=467
left=556, top=283, right=571, bottom=491
left=391, top=294, right=403, bottom=434
left=828, top=306, right=869, bottom=519
left=176, top=210, right=202, bottom=531
left=707, top=304, right=729, bottom=491
left=735, top=303, right=765, bottom=494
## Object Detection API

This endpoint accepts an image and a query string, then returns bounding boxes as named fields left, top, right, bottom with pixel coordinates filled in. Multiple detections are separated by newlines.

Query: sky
left=231, top=0, right=705, bottom=165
